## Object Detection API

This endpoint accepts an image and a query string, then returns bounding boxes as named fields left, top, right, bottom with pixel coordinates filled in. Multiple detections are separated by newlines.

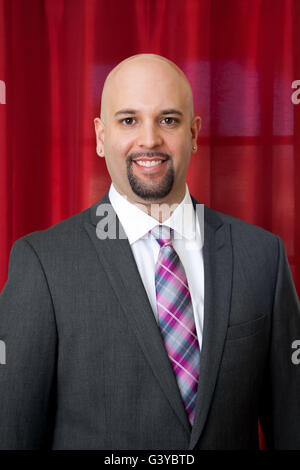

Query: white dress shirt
left=108, top=182, right=205, bottom=351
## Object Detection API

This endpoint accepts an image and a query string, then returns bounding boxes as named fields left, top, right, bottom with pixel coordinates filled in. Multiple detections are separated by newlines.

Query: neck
left=112, top=182, right=186, bottom=222
left=131, top=189, right=186, bottom=223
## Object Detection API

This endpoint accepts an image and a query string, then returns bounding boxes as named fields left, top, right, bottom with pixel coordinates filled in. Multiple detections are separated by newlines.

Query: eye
left=121, top=117, right=136, bottom=126
left=161, top=117, right=179, bottom=126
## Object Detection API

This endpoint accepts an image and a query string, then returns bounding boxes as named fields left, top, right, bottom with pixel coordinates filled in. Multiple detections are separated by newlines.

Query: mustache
left=128, top=152, right=171, bottom=161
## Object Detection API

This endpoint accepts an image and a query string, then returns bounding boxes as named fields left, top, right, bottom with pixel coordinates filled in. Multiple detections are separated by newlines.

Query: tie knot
left=150, top=225, right=173, bottom=248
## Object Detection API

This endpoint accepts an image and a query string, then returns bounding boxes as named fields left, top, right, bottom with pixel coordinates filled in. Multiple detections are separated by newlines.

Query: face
left=94, top=58, right=201, bottom=207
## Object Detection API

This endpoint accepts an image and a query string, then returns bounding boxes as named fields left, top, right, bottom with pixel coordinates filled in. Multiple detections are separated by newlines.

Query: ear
left=191, top=116, right=201, bottom=153
left=94, top=117, right=105, bottom=157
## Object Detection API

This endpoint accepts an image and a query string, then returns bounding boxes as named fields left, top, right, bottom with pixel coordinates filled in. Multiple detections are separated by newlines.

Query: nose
left=136, top=121, right=163, bottom=149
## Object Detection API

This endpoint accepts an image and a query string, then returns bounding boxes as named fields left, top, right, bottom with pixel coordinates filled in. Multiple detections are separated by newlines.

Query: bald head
left=100, top=54, right=195, bottom=123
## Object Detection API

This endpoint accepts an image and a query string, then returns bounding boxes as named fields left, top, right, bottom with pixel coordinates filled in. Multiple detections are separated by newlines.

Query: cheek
left=170, top=137, right=192, bottom=160
left=104, top=135, right=134, bottom=160
left=168, top=130, right=190, bottom=149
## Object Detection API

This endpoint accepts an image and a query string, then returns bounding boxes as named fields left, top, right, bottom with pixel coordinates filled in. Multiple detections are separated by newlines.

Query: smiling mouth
left=134, top=160, right=164, bottom=168
left=132, top=155, right=168, bottom=171
left=132, top=159, right=168, bottom=174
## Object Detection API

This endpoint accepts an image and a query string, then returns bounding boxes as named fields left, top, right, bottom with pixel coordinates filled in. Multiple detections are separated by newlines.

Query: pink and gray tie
left=150, top=225, right=200, bottom=425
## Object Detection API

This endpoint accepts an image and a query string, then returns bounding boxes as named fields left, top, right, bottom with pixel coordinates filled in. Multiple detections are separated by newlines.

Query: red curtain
left=1, top=0, right=300, bottom=448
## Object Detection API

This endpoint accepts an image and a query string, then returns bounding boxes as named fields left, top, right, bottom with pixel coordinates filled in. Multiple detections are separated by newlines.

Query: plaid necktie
left=150, top=225, right=200, bottom=425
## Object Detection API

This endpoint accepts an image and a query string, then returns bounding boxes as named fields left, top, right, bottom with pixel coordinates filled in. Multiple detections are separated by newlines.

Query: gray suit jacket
left=0, top=191, right=300, bottom=450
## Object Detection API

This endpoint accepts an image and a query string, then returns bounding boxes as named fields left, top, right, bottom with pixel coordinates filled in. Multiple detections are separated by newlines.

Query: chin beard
left=126, top=158, right=174, bottom=201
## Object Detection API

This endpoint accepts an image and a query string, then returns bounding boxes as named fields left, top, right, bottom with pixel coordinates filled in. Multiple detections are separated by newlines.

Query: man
left=0, top=53, right=300, bottom=450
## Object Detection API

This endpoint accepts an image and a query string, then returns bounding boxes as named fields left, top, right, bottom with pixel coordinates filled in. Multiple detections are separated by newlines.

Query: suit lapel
left=188, top=201, right=233, bottom=449
left=84, top=192, right=191, bottom=434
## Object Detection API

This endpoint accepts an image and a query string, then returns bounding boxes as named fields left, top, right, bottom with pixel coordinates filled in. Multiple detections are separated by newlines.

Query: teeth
left=135, top=160, right=163, bottom=167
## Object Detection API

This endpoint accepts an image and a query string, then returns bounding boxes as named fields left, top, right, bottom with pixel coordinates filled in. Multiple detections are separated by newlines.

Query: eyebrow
left=161, top=109, right=184, bottom=116
left=114, top=108, right=184, bottom=118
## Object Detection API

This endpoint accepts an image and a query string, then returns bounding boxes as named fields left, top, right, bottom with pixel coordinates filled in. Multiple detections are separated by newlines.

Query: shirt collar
left=108, top=182, right=203, bottom=247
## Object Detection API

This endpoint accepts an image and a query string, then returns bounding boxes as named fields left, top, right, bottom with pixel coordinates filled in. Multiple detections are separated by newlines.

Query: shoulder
left=19, top=192, right=111, bottom=249
left=205, top=205, right=278, bottom=240
left=190, top=193, right=281, bottom=260
left=188, top=187, right=278, bottom=242
left=13, top=204, right=95, bottom=256
left=201, top=204, right=281, bottom=265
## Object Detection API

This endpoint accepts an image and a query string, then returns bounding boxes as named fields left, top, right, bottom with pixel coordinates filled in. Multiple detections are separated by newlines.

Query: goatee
left=126, top=153, right=174, bottom=200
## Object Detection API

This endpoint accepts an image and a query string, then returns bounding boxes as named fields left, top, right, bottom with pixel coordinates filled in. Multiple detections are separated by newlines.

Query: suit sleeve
left=0, top=237, right=57, bottom=449
left=259, top=235, right=300, bottom=449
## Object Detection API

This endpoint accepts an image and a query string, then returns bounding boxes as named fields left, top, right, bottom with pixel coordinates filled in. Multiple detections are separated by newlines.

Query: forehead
left=102, top=59, right=193, bottom=118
